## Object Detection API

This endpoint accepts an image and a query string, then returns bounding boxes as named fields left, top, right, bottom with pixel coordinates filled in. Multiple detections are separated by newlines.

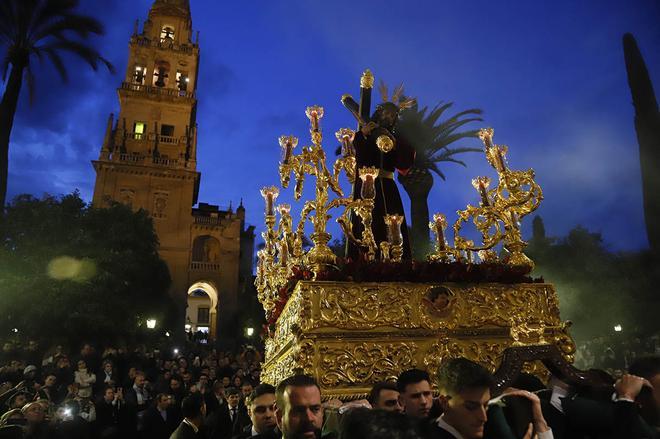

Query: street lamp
left=146, top=319, right=156, bottom=329
left=614, top=324, right=623, bottom=332
left=246, top=327, right=255, bottom=337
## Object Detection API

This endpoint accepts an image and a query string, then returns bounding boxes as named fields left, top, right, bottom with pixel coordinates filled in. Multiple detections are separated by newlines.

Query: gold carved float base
left=261, top=281, right=575, bottom=400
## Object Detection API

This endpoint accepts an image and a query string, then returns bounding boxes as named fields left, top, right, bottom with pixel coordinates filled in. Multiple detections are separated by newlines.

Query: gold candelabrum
left=256, top=107, right=379, bottom=316
left=429, top=128, right=543, bottom=269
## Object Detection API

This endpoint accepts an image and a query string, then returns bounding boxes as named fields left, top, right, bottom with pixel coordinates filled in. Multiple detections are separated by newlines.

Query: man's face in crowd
left=134, top=374, right=145, bottom=388
left=227, top=393, right=240, bottom=408
left=399, top=380, right=433, bottom=418
left=81, top=344, right=93, bottom=356
left=222, top=377, right=231, bottom=387
left=104, top=363, right=113, bottom=373
left=104, top=388, right=115, bottom=402
left=199, top=375, right=209, bottom=386
left=24, top=403, right=45, bottom=423
left=242, top=383, right=253, bottom=397
left=157, top=395, right=171, bottom=410
left=170, top=379, right=181, bottom=391
left=439, top=387, right=490, bottom=439
left=276, top=385, right=323, bottom=439
left=250, top=392, right=277, bottom=434
left=374, top=388, right=403, bottom=413
left=44, top=375, right=56, bottom=388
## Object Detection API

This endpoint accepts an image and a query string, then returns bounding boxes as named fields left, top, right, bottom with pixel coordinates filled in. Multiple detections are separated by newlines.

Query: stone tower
left=92, top=0, right=254, bottom=343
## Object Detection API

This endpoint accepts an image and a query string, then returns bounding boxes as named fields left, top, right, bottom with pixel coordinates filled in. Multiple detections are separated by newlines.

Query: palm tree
left=397, top=101, right=483, bottom=259
left=0, top=0, right=114, bottom=210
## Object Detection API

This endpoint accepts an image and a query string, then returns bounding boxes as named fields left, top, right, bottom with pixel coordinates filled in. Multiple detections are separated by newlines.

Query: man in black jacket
left=141, top=393, right=177, bottom=439
left=233, top=384, right=278, bottom=439
left=208, top=387, right=249, bottom=439
left=170, top=394, right=205, bottom=439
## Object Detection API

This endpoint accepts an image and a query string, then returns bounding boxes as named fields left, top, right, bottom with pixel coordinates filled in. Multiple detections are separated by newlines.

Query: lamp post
left=146, top=319, right=157, bottom=329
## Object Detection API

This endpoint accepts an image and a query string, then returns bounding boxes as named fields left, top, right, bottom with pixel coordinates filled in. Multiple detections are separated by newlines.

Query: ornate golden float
left=257, top=71, right=575, bottom=399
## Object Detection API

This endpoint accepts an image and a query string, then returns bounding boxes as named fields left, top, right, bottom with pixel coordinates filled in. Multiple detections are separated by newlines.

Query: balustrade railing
left=190, top=261, right=220, bottom=272
left=193, top=216, right=224, bottom=226
left=133, top=36, right=195, bottom=54
left=120, top=82, right=195, bottom=99
left=159, top=135, right=178, bottom=145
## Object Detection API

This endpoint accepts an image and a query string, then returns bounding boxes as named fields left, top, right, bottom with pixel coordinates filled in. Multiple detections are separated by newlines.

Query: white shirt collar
left=436, top=414, right=464, bottom=439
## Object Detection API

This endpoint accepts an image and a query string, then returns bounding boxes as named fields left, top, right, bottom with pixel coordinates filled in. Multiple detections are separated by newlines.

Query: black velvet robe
left=347, top=128, right=415, bottom=260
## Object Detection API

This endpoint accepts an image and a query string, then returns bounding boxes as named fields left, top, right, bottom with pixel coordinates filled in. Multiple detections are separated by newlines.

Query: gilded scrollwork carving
left=317, top=284, right=417, bottom=330
left=448, top=284, right=561, bottom=329
left=261, top=281, right=574, bottom=399
left=318, top=342, right=418, bottom=388
left=424, top=339, right=508, bottom=377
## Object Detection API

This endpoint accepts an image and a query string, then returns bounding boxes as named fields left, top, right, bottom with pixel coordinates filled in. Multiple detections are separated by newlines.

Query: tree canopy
left=527, top=217, right=659, bottom=341
left=0, top=192, right=175, bottom=345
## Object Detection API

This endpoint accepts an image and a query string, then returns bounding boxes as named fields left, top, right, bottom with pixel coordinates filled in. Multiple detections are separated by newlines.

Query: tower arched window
left=133, top=65, right=146, bottom=85
left=176, top=71, right=189, bottom=92
left=160, top=26, right=175, bottom=42
left=153, top=61, right=170, bottom=88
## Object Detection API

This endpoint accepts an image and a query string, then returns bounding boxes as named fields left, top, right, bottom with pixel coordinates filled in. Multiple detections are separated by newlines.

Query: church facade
left=91, top=0, right=254, bottom=343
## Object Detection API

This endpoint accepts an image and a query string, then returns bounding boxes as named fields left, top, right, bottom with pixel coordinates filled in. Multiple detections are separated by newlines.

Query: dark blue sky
left=5, top=0, right=660, bottom=251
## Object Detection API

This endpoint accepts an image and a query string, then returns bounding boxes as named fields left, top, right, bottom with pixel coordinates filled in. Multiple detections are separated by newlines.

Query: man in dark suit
left=141, top=393, right=177, bottom=439
left=205, top=381, right=226, bottom=415
left=208, top=387, right=249, bottom=439
left=95, top=386, right=127, bottom=439
left=233, top=384, right=278, bottom=439
left=170, top=393, right=206, bottom=439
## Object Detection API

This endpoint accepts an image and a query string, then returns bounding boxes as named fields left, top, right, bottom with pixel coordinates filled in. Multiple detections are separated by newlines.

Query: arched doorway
left=186, top=281, right=219, bottom=342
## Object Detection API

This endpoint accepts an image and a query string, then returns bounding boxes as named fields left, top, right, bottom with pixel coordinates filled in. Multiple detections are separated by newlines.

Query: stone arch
left=186, top=281, right=219, bottom=341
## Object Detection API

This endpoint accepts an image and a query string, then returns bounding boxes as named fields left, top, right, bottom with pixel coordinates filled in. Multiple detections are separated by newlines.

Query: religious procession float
left=256, top=70, right=581, bottom=400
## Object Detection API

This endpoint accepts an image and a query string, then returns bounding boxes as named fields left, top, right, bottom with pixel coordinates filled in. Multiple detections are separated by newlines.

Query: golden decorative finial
left=360, top=69, right=375, bottom=89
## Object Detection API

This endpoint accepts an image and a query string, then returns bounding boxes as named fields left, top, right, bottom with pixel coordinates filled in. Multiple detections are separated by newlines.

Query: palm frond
left=397, top=98, right=484, bottom=179
left=40, top=39, right=104, bottom=70
left=428, top=162, right=447, bottom=180
left=41, top=46, right=67, bottom=81
left=30, top=14, right=104, bottom=44
left=24, top=63, right=36, bottom=104
left=428, top=132, right=482, bottom=151
left=29, top=0, right=80, bottom=39
left=378, top=79, right=388, bottom=102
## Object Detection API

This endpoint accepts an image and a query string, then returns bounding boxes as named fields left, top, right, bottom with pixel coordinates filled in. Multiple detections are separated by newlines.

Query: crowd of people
left=0, top=339, right=658, bottom=438
left=573, top=331, right=660, bottom=372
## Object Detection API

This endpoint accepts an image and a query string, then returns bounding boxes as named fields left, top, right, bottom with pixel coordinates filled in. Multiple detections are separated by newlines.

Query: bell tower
left=92, top=0, right=201, bottom=317
left=92, top=0, right=255, bottom=345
